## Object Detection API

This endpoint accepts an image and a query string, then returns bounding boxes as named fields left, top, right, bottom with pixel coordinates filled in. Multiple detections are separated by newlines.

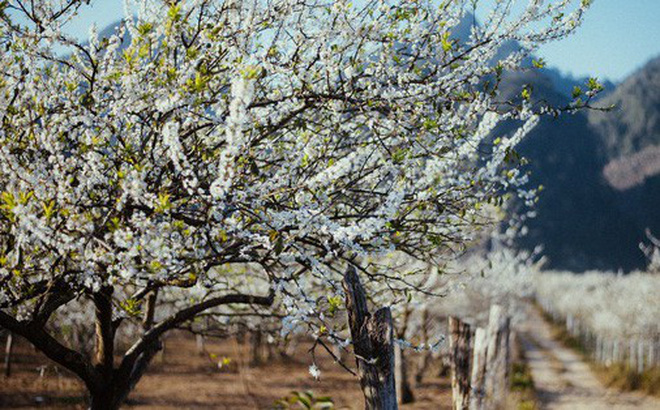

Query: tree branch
left=117, top=291, right=274, bottom=380
left=0, top=310, right=97, bottom=388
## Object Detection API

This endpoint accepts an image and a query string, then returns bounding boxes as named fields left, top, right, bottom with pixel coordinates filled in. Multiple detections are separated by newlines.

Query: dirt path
left=519, top=306, right=660, bottom=410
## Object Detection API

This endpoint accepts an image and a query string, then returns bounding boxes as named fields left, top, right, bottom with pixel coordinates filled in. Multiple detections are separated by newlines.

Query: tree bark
left=92, top=288, right=115, bottom=380
left=111, top=289, right=162, bottom=407
left=88, top=386, right=121, bottom=410
left=88, top=287, right=123, bottom=410
left=448, top=317, right=472, bottom=410
left=343, top=266, right=398, bottom=410
left=142, top=289, right=158, bottom=331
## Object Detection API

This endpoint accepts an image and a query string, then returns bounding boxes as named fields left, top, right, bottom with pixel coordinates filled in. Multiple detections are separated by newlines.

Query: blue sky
left=61, top=0, right=660, bottom=83
left=536, top=0, right=660, bottom=82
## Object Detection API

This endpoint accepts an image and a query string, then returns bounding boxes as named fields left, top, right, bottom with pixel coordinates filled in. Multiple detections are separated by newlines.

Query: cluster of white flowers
left=535, top=271, right=660, bottom=342
left=535, top=270, right=660, bottom=371
left=0, top=0, right=594, bottom=379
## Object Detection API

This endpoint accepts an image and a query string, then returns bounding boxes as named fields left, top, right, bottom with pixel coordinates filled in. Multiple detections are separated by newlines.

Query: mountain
left=588, top=56, right=660, bottom=161
left=591, top=57, right=660, bottom=264
left=496, top=53, right=660, bottom=271
left=491, top=70, right=644, bottom=271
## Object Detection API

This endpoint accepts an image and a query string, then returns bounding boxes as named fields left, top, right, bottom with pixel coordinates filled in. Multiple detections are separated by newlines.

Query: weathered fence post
left=648, top=338, right=656, bottom=368
left=448, top=317, right=472, bottom=410
left=637, top=340, right=645, bottom=374
left=394, top=344, right=415, bottom=404
left=414, top=308, right=432, bottom=386
left=343, top=266, right=398, bottom=410
left=484, top=305, right=510, bottom=409
left=394, top=307, right=414, bottom=405
left=469, top=327, right=488, bottom=410
left=196, top=334, right=206, bottom=356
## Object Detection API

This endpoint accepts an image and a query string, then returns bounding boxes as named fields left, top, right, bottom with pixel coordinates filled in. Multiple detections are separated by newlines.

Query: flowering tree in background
left=641, top=229, right=660, bottom=272
left=535, top=271, right=660, bottom=372
left=0, top=0, right=594, bottom=408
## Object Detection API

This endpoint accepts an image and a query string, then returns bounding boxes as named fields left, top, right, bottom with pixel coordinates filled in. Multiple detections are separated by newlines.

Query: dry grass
left=594, top=363, right=660, bottom=397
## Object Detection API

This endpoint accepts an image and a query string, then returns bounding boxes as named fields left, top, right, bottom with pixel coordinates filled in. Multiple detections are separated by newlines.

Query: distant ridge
left=603, top=145, right=660, bottom=191
left=589, top=56, right=660, bottom=161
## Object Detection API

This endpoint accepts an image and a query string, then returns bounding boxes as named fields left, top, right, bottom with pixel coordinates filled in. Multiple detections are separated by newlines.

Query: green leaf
left=168, top=4, right=182, bottom=22
left=586, top=77, right=604, bottom=92
left=441, top=32, right=453, bottom=52
left=572, top=86, right=583, bottom=99
left=532, top=58, right=546, bottom=69
left=327, top=295, right=342, bottom=316
left=521, top=87, right=531, bottom=101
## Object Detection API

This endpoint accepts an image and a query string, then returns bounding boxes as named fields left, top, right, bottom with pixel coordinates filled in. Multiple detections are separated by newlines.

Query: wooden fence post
left=448, top=317, right=472, bottom=410
left=637, top=340, right=645, bottom=374
left=414, top=308, right=432, bottom=386
left=196, top=334, right=206, bottom=356
left=484, top=305, right=511, bottom=409
left=469, top=327, right=488, bottom=410
left=343, top=266, right=398, bottom=410
left=395, top=344, right=415, bottom=404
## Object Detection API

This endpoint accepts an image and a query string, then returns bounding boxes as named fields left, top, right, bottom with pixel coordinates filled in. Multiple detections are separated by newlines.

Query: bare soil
left=0, top=333, right=451, bottom=409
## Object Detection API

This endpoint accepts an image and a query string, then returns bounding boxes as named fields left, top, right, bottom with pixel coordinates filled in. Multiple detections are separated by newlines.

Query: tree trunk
left=448, top=317, right=472, bottom=410
left=92, top=288, right=115, bottom=380
left=249, top=327, right=263, bottom=367
left=88, top=341, right=161, bottom=410
left=394, top=344, right=415, bottom=404
left=343, top=266, right=398, bottom=410
left=88, top=287, right=162, bottom=410
left=4, top=332, right=13, bottom=377
left=89, top=389, right=120, bottom=410
left=88, top=377, right=125, bottom=410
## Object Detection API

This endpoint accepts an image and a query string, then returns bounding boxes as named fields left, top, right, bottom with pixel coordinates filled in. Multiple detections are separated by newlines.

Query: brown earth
left=0, top=333, right=451, bottom=409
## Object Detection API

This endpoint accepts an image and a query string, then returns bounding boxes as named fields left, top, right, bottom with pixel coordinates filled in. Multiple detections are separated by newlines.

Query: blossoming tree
left=0, top=0, right=594, bottom=408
